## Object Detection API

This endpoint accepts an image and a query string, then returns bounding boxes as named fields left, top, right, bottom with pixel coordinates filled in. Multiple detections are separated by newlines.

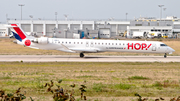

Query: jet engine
left=32, top=37, right=48, bottom=44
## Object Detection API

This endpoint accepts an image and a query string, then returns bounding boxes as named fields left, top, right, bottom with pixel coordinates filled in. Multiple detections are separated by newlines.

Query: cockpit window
left=160, top=44, right=167, bottom=46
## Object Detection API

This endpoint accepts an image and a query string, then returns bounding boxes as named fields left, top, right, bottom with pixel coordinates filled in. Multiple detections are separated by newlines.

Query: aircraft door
left=152, top=44, right=156, bottom=51
left=86, top=42, right=89, bottom=47
left=90, top=42, right=94, bottom=47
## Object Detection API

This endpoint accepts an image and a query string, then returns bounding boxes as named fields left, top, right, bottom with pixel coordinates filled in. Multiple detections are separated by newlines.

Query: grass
left=0, top=76, right=12, bottom=79
left=152, top=80, right=180, bottom=88
left=113, top=83, right=133, bottom=90
left=76, top=75, right=95, bottom=78
left=0, top=62, right=180, bottom=100
left=92, top=83, right=104, bottom=92
left=128, top=76, right=150, bottom=80
left=0, top=38, right=180, bottom=56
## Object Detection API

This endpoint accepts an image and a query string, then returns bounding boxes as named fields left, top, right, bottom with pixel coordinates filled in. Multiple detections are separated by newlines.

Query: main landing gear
left=164, top=53, right=167, bottom=58
left=80, top=53, right=84, bottom=58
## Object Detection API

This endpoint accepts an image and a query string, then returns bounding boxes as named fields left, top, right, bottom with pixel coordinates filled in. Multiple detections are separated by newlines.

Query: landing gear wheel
left=164, top=53, right=167, bottom=58
left=80, top=53, right=84, bottom=58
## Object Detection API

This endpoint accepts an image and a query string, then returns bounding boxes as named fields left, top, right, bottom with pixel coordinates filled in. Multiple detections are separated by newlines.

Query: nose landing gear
left=80, top=53, right=84, bottom=58
left=164, top=53, right=167, bottom=58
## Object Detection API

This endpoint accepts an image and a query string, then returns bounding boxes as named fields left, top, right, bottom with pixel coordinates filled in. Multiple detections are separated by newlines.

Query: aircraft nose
left=169, top=47, right=175, bottom=52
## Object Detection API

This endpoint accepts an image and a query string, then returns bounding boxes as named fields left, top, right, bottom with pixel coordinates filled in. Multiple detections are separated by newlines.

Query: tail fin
left=9, top=24, right=30, bottom=42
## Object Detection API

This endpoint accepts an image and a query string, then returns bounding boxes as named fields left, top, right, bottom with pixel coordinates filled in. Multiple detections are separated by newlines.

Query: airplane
left=7, top=24, right=175, bottom=58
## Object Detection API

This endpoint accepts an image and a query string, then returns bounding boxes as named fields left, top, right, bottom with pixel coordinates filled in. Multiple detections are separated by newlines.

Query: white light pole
left=29, top=15, right=33, bottom=24
left=29, top=15, right=33, bottom=20
left=6, top=14, right=8, bottom=24
left=163, top=8, right=166, bottom=18
left=18, top=4, right=25, bottom=20
left=64, top=14, right=68, bottom=21
left=55, top=12, right=57, bottom=21
left=158, top=5, right=164, bottom=21
left=29, top=15, right=33, bottom=34
left=126, top=13, right=128, bottom=21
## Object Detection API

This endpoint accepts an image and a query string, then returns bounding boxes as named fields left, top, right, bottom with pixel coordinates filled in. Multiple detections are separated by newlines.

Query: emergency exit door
left=152, top=44, right=156, bottom=51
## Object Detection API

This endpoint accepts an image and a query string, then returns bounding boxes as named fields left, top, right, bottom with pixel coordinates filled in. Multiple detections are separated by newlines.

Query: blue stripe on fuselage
left=12, top=31, right=22, bottom=42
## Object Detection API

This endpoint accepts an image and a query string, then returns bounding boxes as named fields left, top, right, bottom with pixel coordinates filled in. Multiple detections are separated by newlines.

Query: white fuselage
left=17, top=38, right=175, bottom=54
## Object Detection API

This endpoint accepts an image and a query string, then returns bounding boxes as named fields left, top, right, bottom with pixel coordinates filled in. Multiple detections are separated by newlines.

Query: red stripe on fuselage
left=11, top=24, right=26, bottom=40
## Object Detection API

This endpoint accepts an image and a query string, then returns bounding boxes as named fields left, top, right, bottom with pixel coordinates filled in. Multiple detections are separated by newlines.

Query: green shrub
left=114, top=83, right=132, bottom=90
left=0, top=76, right=11, bottom=79
left=128, top=76, right=150, bottom=80
left=93, top=83, right=105, bottom=92
left=152, top=81, right=163, bottom=87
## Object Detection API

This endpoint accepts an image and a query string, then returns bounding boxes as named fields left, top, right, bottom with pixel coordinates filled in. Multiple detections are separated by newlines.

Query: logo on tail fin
left=24, top=39, right=31, bottom=46
left=12, top=31, right=22, bottom=42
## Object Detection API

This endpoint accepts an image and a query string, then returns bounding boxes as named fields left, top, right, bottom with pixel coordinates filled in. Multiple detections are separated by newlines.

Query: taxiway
left=0, top=55, right=179, bottom=62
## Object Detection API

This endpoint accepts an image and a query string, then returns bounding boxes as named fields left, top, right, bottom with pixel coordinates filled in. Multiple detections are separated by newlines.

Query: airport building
left=5, top=20, right=129, bottom=38
left=1, top=16, right=180, bottom=38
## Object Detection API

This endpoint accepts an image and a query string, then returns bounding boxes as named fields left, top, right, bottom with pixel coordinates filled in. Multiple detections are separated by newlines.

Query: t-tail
left=8, top=24, right=34, bottom=46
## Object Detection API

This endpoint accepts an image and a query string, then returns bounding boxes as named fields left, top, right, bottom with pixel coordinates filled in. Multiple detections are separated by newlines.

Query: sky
left=0, top=0, right=179, bottom=22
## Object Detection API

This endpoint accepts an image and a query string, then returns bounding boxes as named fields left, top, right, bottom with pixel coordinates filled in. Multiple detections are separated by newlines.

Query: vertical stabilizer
left=9, top=24, right=33, bottom=46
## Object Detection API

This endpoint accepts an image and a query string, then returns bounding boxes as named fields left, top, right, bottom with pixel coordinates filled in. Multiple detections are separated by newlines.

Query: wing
left=69, top=48, right=98, bottom=53
left=58, top=44, right=99, bottom=53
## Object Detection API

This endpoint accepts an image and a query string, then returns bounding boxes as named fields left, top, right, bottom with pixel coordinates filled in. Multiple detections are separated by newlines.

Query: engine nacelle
left=33, top=37, right=48, bottom=44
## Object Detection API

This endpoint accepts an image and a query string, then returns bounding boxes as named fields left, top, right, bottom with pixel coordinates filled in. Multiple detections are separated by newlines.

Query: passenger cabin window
left=160, top=44, right=167, bottom=46
left=81, top=42, right=83, bottom=44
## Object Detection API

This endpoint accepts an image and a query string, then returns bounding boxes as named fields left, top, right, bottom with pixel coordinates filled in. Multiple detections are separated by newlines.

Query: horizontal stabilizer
left=5, top=25, right=19, bottom=28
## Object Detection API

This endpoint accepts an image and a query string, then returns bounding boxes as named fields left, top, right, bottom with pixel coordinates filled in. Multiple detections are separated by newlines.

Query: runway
left=0, top=55, right=180, bottom=62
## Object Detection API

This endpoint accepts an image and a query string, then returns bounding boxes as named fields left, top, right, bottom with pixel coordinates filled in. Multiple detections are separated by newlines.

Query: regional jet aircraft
left=8, top=24, right=175, bottom=58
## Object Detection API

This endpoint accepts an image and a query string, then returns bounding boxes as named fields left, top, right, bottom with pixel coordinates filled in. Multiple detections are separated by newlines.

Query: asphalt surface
left=0, top=55, right=180, bottom=62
